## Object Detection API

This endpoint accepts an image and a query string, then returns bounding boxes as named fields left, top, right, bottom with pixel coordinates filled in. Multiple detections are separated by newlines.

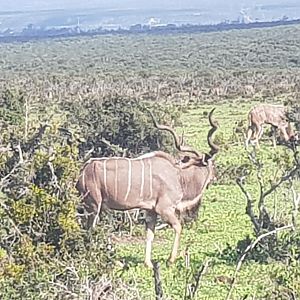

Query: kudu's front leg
left=253, top=125, right=263, bottom=149
left=245, top=126, right=253, bottom=148
left=144, top=210, right=157, bottom=268
left=157, top=206, right=182, bottom=265
left=278, top=124, right=290, bottom=142
left=167, top=214, right=182, bottom=264
left=84, top=191, right=102, bottom=230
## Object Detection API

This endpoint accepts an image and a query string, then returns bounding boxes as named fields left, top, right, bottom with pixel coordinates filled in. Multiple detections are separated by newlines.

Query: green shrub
left=0, top=88, right=181, bottom=297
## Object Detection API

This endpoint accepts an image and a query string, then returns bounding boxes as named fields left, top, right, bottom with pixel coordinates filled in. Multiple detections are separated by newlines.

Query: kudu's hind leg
left=254, top=125, right=264, bottom=149
left=85, top=206, right=98, bottom=229
left=245, top=126, right=253, bottom=148
left=144, top=210, right=157, bottom=268
left=85, top=190, right=103, bottom=230
left=247, top=123, right=261, bottom=148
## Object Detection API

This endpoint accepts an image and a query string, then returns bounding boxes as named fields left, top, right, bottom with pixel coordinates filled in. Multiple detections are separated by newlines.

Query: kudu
left=76, top=108, right=219, bottom=268
left=245, top=104, right=296, bottom=148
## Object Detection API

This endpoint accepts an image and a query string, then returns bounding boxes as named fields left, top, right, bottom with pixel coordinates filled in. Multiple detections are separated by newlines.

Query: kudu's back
left=250, top=104, right=287, bottom=126
left=77, top=153, right=182, bottom=212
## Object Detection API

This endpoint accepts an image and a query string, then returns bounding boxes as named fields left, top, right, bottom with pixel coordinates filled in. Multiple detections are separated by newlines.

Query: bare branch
left=226, top=224, right=294, bottom=300
left=262, top=164, right=300, bottom=199
left=101, top=138, right=128, bottom=156
left=0, top=146, right=12, bottom=152
left=83, top=146, right=95, bottom=160
left=0, top=199, right=23, bottom=237
left=153, top=262, right=164, bottom=300
left=236, top=177, right=260, bottom=234
left=290, top=181, right=300, bottom=228
left=186, top=259, right=211, bottom=300
left=0, top=156, right=26, bottom=191
left=47, top=161, right=62, bottom=194
left=240, top=148, right=300, bottom=234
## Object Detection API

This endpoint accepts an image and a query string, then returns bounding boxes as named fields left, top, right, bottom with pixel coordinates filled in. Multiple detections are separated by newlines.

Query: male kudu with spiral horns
left=76, top=108, right=219, bottom=268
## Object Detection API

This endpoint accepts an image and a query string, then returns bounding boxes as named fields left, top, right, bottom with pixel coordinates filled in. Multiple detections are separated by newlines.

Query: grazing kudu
left=245, top=104, right=296, bottom=148
left=76, top=109, right=219, bottom=268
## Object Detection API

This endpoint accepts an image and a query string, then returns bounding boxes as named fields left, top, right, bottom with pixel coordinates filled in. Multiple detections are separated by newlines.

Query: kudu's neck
left=179, top=165, right=210, bottom=201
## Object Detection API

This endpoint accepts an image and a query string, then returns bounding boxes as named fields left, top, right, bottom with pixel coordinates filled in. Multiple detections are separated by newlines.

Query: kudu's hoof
left=166, top=257, right=176, bottom=267
left=144, top=260, right=154, bottom=269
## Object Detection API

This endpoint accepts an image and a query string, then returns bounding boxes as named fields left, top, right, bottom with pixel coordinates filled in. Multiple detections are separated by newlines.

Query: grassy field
left=1, top=24, right=299, bottom=299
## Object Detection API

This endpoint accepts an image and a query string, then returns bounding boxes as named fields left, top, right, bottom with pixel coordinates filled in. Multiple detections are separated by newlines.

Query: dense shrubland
left=2, top=26, right=300, bottom=107
left=0, top=24, right=300, bottom=299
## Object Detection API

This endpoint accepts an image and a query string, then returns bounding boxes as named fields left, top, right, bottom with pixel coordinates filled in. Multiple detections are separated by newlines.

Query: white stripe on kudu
left=149, top=159, right=153, bottom=199
left=140, top=159, right=145, bottom=198
left=115, top=159, right=118, bottom=199
left=81, top=171, right=85, bottom=191
left=137, top=152, right=155, bottom=159
left=124, top=159, right=132, bottom=202
left=103, top=159, right=108, bottom=195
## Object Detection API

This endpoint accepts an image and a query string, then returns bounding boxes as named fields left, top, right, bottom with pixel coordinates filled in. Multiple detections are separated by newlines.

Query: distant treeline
left=1, top=18, right=300, bottom=43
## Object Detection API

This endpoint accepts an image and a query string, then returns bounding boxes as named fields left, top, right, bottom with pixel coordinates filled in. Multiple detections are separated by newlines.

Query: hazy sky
left=1, top=0, right=298, bottom=11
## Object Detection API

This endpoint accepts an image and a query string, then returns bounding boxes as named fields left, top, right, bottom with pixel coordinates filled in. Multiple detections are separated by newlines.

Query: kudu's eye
left=181, top=156, right=190, bottom=163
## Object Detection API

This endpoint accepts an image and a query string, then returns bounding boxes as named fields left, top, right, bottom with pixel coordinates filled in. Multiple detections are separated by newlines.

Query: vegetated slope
left=1, top=24, right=300, bottom=106
left=0, top=24, right=299, bottom=299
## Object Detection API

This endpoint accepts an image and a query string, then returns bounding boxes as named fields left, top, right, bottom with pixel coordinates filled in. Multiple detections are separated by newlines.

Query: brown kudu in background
left=245, top=104, right=296, bottom=148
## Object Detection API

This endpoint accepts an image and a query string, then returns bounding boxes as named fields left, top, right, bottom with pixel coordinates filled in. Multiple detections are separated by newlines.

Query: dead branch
left=239, top=149, right=300, bottom=234
left=262, top=164, right=300, bottom=199
left=226, top=224, right=294, bottom=300
left=101, top=138, right=128, bottom=156
left=15, top=143, right=24, bottom=164
left=125, top=211, right=134, bottom=236
left=0, top=146, right=12, bottom=152
left=185, top=259, right=211, bottom=300
left=0, top=199, right=23, bottom=237
left=47, top=161, right=62, bottom=194
left=153, top=261, right=164, bottom=300
left=0, top=160, right=26, bottom=191
left=236, top=177, right=260, bottom=234
left=83, top=146, right=95, bottom=160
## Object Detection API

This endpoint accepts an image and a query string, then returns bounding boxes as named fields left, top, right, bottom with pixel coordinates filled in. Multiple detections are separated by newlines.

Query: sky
left=1, top=0, right=298, bottom=12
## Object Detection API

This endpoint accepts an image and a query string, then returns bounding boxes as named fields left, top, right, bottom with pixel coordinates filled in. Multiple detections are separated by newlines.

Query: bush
left=0, top=89, right=181, bottom=297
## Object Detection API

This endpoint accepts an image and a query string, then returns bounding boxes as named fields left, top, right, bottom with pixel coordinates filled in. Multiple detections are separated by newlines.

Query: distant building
left=148, top=17, right=160, bottom=28
left=130, top=24, right=142, bottom=31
